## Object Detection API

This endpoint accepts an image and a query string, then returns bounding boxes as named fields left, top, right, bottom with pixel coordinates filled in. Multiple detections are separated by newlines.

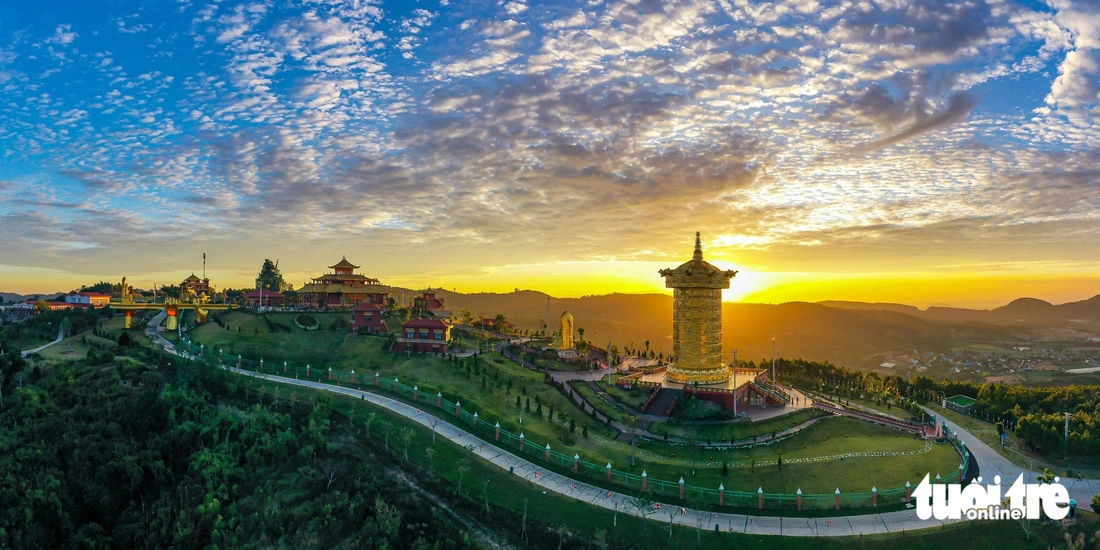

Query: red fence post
left=758, top=488, right=763, bottom=509
left=641, top=471, right=648, bottom=492
left=719, top=484, right=725, bottom=506
left=796, top=489, right=802, bottom=510
left=606, top=463, right=612, bottom=482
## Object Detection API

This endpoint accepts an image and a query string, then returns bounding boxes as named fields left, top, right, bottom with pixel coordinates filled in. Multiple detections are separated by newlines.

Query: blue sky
left=1, top=0, right=1098, bottom=304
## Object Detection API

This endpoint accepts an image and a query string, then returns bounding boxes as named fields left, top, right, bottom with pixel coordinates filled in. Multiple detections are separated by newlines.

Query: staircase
left=750, top=380, right=791, bottom=404
left=813, top=401, right=925, bottom=436
left=643, top=388, right=681, bottom=417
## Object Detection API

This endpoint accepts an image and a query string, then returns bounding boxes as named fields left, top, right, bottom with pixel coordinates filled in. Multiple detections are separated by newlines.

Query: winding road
left=144, top=331, right=1025, bottom=537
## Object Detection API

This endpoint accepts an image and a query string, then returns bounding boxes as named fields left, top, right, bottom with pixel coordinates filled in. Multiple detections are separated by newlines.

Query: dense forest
left=0, top=347, right=479, bottom=548
left=777, top=358, right=1100, bottom=458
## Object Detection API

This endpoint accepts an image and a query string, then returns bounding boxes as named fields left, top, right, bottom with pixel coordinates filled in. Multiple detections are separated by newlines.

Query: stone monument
left=560, top=311, right=575, bottom=350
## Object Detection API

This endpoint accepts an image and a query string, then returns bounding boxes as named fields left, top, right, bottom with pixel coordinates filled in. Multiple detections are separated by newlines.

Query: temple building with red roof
left=65, top=291, right=111, bottom=307
left=350, top=302, right=387, bottom=335
left=245, top=289, right=284, bottom=308
left=297, top=257, right=392, bottom=309
left=182, top=273, right=213, bottom=300
left=393, top=318, right=450, bottom=353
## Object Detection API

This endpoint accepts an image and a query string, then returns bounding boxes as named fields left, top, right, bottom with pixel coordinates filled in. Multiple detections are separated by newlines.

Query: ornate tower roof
left=658, top=232, right=737, bottom=289
left=329, top=256, right=360, bottom=270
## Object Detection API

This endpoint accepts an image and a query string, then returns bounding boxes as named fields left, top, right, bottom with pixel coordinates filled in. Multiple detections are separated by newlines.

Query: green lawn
left=569, top=380, right=633, bottom=424
left=238, top=375, right=1095, bottom=549
left=597, top=380, right=653, bottom=411
left=186, top=324, right=964, bottom=500
left=648, top=409, right=829, bottom=443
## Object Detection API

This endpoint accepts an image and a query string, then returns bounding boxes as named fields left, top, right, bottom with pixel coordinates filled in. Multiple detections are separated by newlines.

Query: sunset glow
left=1, top=0, right=1098, bottom=307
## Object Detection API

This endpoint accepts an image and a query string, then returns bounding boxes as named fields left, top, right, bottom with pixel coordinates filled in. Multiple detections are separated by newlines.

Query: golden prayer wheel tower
left=659, top=232, right=738, bottom=384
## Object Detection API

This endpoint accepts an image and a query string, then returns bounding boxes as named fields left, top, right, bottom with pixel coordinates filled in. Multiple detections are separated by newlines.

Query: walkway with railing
left=175, top=338, right=968, bottom=514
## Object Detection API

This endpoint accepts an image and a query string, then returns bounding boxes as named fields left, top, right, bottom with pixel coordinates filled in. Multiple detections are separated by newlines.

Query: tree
left=493, top=313, right=507, bottom=334
left=428, top=416, right=441, bottom=444
left=425, top=447, right=436, bottom=478
left=459, top=309, right=473, bottom=326
left=381, top=422, right=393, bottom=452
left=254, top=259, right=286, bottom=292
left=554, top=523, right=569, bottom=550
left=374, top=495, right=403, bottom=540
left=400, top=427, right=414, bottom=464
left=314, top=457, right=344, bottom=490
left=35, top=300, right=51, bottom=314
left=456, top=459, right=471, bottom=497
left=365, top=413, right=378, bottom=437
left=577, top=327, right=585, bottom=342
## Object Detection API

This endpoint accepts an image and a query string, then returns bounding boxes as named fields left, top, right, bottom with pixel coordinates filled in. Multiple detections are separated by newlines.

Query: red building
left=182, top=273, right=213, bottom=300
left=393, top=318, right=451, bottom=353
left=413, top=290, right=449, bottom=318
left=244, top=289, right=284, bottom=308
left=297, top=257, right=391, bottom=309
left=350, top=302, right=387, bottom=335
left=65, top=292, right=111, bottom=307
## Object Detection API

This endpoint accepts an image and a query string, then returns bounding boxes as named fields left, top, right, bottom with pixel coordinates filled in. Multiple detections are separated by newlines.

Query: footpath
left=20, top=326, right=64, bottom=357
left=144, top=328, right=972, bottom=537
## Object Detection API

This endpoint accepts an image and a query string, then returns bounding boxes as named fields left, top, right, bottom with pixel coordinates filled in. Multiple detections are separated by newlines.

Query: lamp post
left=732, top=349, right=738, bottom=417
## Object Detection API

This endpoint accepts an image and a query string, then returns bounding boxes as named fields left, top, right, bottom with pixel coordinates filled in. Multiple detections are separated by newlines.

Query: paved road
left=234, top=366, right=961, bottom=537
left=147, top=328, right=1096, bottom=532
left=20, top=326, right=64, bottom=357
left=925, top=407, right=1098, bottom=512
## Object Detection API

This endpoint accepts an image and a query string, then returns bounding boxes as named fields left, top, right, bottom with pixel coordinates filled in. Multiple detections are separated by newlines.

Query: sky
left=1, top=0, right=1098, bottom=308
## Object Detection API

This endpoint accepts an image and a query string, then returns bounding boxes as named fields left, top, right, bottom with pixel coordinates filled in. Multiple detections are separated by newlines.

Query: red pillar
left=679, top=478, right=685, bottom=500
left=905, top=482, right=912, bottom=502
left=758, top=490, right=763, bottom=509
left=835, top=490, right=841, bottom=510
left=641, top=472, right=648, bottom=492
left=796, top=494, right=802, bottom=511
left=573, top=454, right=579, bottom=473
left=719, top=484, right=725, bottom=506
left=494, top=422, right=500, bottom=441
left=327, top=368, right=332, bottom=381
left=375, top=373, right=380, bottom=386
left=519, top=434, right=525, bottom=451
left=350, top=371, right=356, bottom=384
left=545, top=444, right=551, bottom=462
left=606, top=463, right=612, bottom=482
left=437, top=393, right=442, bottom=407
left=455, top=401, right=461, bottom=417
left=872, top=487, right=878, bottom=507
left=306, top=365, right=311, bottom=377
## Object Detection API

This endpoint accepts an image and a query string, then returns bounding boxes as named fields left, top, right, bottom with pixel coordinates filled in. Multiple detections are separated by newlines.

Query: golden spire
left=693, top=231, right=703, bottom=261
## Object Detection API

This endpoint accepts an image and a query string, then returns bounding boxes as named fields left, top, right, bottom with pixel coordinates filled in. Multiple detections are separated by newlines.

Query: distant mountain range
left=7, top=285, right=1100, bottom=369
left=1, top=292, right=66, bottom=304
left=433, top=289, right=1100, bottom=369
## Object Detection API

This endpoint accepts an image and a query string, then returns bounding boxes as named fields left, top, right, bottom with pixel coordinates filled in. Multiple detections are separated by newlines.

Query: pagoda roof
left=658, top=232, right=737, bottom=289
left=312, top=273, right=379, bottom=283
left=184, top=273, right=201, bottom=282
left=297, top=283, right=393, bottom=294
left=328, top=256, right=360, bottom=270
